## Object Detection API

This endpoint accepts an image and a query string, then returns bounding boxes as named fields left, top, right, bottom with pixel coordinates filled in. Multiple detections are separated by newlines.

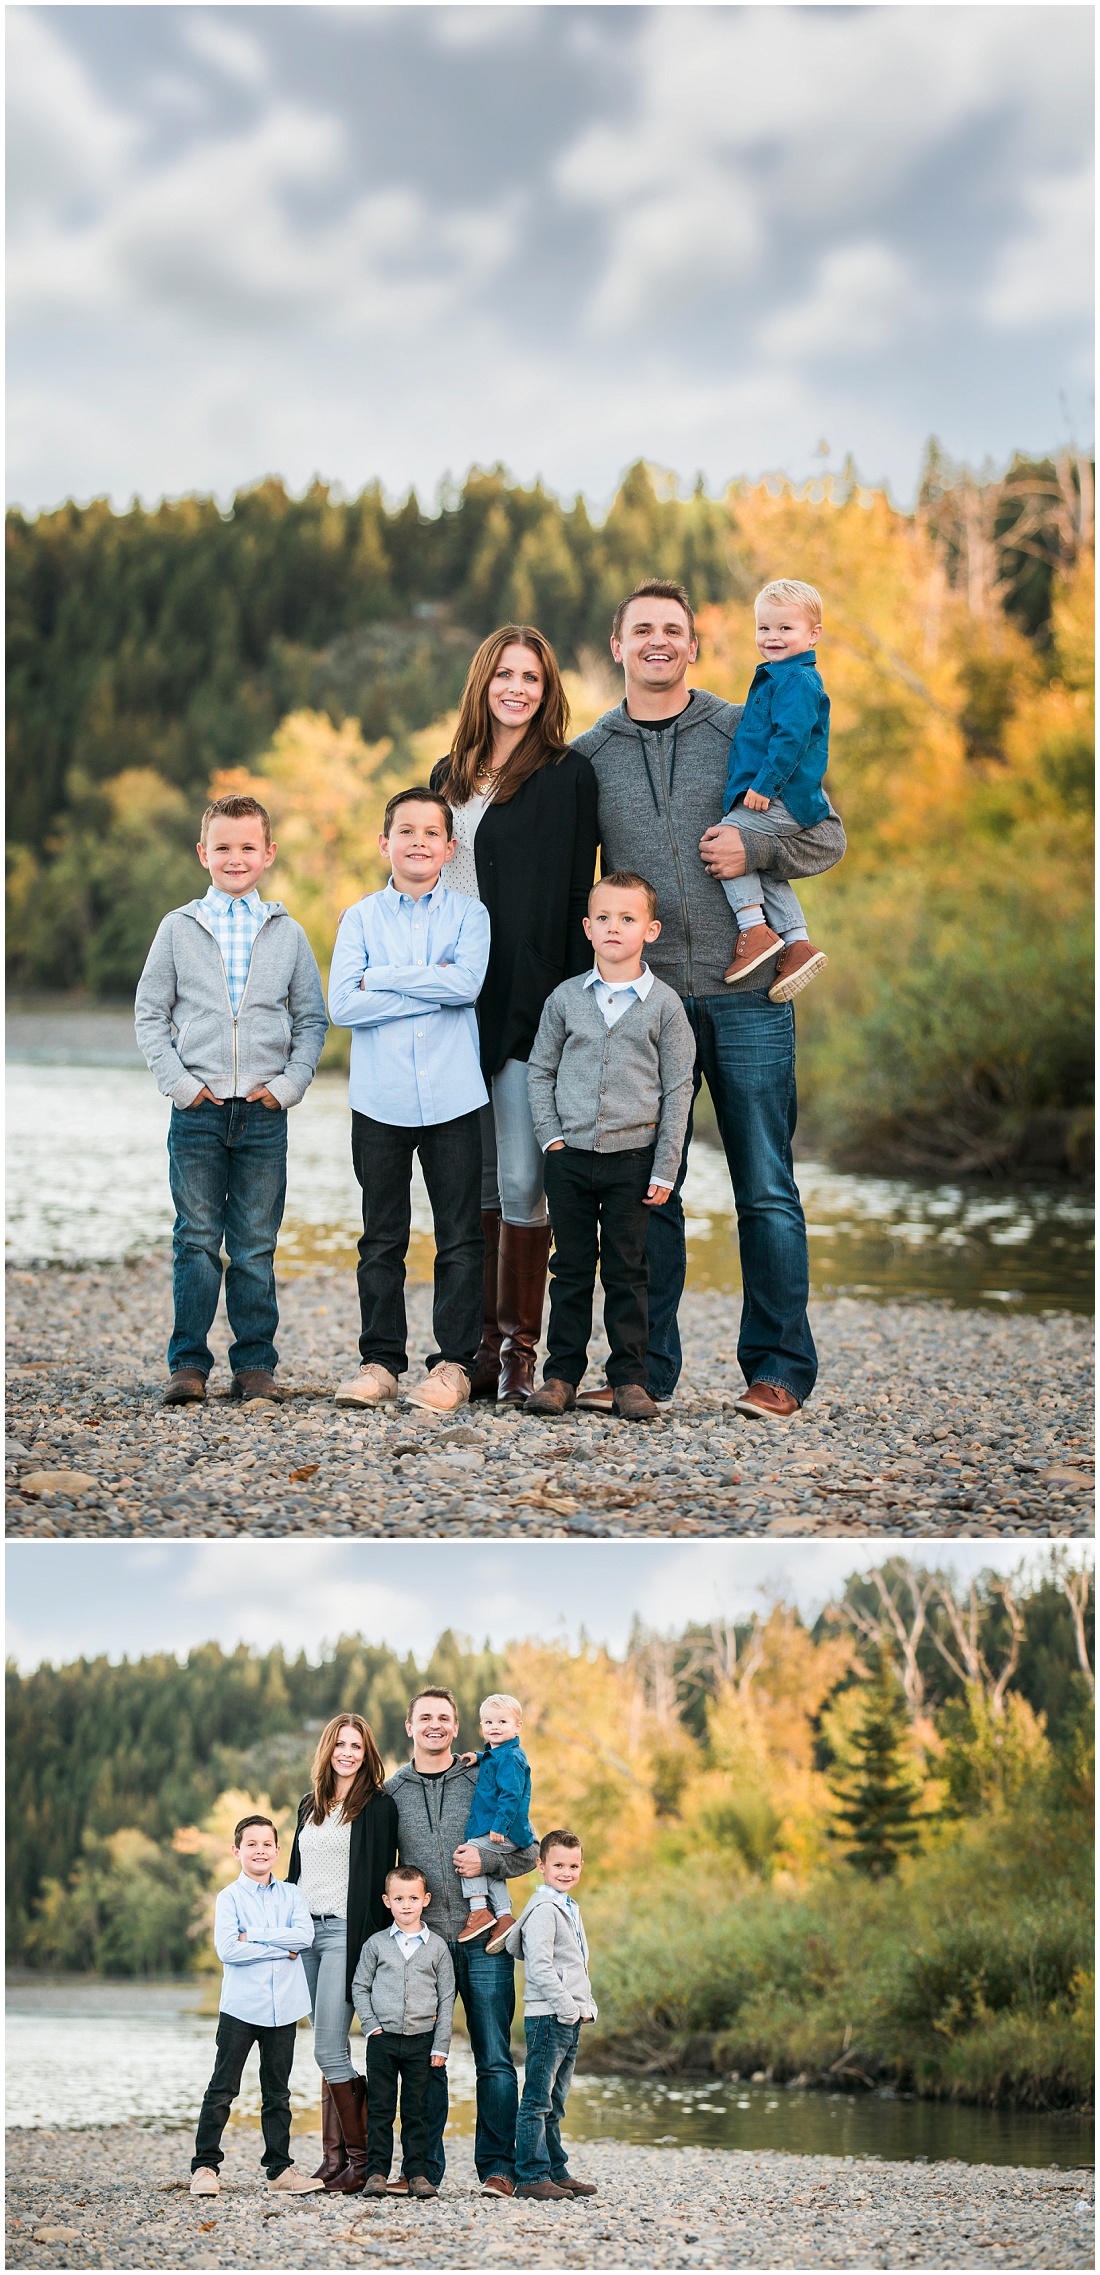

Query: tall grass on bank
left=584, top=1807, right=1093, bottom=2110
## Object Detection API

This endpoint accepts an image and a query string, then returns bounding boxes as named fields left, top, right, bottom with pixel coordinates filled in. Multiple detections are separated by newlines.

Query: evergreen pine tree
left=831, top=1661, right=923, bottom=1877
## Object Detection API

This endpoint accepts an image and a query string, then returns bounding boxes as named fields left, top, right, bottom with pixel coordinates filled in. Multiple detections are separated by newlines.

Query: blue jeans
left=300, top=1917, right=357, bottom=2085
left=167, top=1098, right=287, bottom=1377
left=720, top=796, right=808, bottom=936
left=515, top=2015, right=581, bottom=2185
left=414, top=1936, right=518, bottom=2187
left=645, top=992, right=817, bottom=1404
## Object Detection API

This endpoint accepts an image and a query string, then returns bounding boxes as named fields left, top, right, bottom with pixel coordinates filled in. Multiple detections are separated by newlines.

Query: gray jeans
left=480, top=1057, right=547, bottom=1226
left=300, top=1915, right=358, bottom=2084
left=720, top=796, right=809, bottom=935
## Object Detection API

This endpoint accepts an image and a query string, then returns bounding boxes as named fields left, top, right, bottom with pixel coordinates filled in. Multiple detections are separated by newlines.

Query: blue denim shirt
left=463, top=1735, right=535, bottom=1846
left=724, top=650, right=831, bottom=828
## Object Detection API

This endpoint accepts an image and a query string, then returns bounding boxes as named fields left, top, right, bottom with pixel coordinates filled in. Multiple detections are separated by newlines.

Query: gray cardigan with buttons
left=526, top=973, right=696, bottom=1188
left=351, top=1928, right=455, bottom=2056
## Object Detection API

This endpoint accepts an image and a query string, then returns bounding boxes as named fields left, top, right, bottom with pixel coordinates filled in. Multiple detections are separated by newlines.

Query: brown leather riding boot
left=324, top=2076, right=367, bottom=2193
left=469, top=1210, right=503, bottom=1399
left=312, top=2078, right=348, bottom=2183
left=496, top=1223, right=552, bottom=1405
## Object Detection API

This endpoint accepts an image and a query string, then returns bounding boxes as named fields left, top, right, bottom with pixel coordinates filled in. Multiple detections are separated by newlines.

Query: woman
left=286, top=1714, right=397, bottom=2194
left=432, top=625, right=598, bottom=1403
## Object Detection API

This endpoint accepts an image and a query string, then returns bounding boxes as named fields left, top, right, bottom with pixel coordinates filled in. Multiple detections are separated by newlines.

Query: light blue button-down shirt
left=548, top=1886, right=585, bottom=1944
left=214, top=1872, right=315, bottom=2028
left=328, top=881, right=491, bottom=1126
left=584, top=962, right=655, bottom=1030
left=389, top=1921, right=432, bottom=1959
left=199, top=886, right=268, bottom=1013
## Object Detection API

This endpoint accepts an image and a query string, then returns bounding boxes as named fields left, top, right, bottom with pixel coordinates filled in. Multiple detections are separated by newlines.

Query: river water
left=5, top=1047, right=1093, bottom=1312
left=5, top=1982, right=1092, bottom=2169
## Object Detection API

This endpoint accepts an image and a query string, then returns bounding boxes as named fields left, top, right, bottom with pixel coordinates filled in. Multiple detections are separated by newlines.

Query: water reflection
left=5, top=1991, right=1092, bottom=2170
left=5, top=1065, right=1092, bottom=1314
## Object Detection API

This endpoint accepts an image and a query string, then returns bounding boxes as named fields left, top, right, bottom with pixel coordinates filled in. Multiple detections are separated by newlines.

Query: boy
left=719, top=579, right=840, bottom=1000
left=455, top=1693, right=535, bottom=1950
left=352, top=1864, right=455, bottom=2198
left=504, top=1830, right=598, bottom=2201
left=190, top=1814, right=319, bottom=2198
left=328, top=788, right=491, bottom=1415
left=525, top=871, right=695, bottom=1421
left=135, top=793, right=327, bottom=1406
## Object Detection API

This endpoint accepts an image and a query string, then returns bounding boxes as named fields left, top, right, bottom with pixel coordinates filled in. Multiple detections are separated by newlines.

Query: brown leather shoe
left=525, top=1377, right=576, bottom=1416
left=485, top=1913, right=515, bottom=1953
left=470, top=1211, right=504, bottom=1398
left=387, top=2176, right=409, bottom=2194
left=515, top=2179, right=573, bottom=2199
left=458, top=1907, right=495, bottom=1943
left=408, top=2175, right=437, bottom=2198
left=735, top=1381, right=801, bottom=1421
left=164, top=1370, right=207, bottom=1405
left=768, top=940, right=828, bottom=1002
left=556, top=2177, right=598, bottom=2196
left=612, top=1383, right=658, bottom=1421
left=480, top=2174, right=515, bottom=2198
left=231, top=1369, right=281, bottom=1401
left=363, top=2173, right=390, bottom=2196
left=497, top=1223, right=552, bottom=1403
left=723, top=922, right=783, bottom=984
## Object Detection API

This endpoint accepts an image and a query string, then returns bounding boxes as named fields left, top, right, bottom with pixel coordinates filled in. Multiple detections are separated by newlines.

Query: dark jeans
left=192, top=2011, right=296, bottom=2178
left=542, top=1145, right=654, bottom=1388
left=645, top=992, right=817, bottom=1403
left=167, top=1097, right=287, bottom=1376
left=350, top=1110, right=483, bottom=1377
left=365, top=2028, right=433, bottom=2179
left=413, top=1936, right=518, bottom=2187
left=515, top=2015, right=581, bottom=2185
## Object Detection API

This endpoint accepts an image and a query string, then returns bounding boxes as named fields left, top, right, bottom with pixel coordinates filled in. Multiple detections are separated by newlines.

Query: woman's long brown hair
left=308, top=1713, right=386, bottom=1825
left=435, top=624, right=571, bottom=807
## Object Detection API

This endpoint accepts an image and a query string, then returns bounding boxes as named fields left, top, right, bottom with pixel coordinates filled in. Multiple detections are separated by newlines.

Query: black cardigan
left=430, top=749, right=599, bottom=1079
left=286, top=1788, right=399, bottom=2005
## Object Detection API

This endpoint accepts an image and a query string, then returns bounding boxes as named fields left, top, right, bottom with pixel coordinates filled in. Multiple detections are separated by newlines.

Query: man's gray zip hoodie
left=572, top=692, right=846, bottom=1000
left=135, top=899, right=327, bottom=1108
left=385, top=1759, right=538, bottom=1946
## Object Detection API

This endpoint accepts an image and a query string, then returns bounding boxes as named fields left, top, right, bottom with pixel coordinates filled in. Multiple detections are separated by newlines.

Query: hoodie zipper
left=648, top=722, right=694, bottom=997
left=194, top=904, right=277, bottom=1097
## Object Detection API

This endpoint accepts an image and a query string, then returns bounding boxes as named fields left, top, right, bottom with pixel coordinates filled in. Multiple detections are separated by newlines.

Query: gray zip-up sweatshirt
left=352, top=1927, right=455, bottom=2056
left=135, top=900, right=327, bottom=1108
left=385, top=1760, right=539, bottom=1946
left=504, top=1885, right=597, bottom=2023
left=572, top=692, right=846, bottom=999
left=527, top=973, right=695, bottom=1187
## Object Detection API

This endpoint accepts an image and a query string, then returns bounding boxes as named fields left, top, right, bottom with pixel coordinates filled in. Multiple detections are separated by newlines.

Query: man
left=572, top=579, right=845, bottom=1419
left=384, top=1686, right=537, bottom=2196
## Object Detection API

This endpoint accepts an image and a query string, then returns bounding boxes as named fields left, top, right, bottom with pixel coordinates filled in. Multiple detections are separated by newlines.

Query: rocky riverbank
left=6, top=2124, right=1094, bottom=2270
left=6, top=1261, right=1093, bottom=1538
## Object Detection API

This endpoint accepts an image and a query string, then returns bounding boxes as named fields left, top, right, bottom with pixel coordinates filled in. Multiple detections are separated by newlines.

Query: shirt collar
left=389, top=1920, right=429, bottom=1944
left=203, top=885, right=265, bottom=917
left=548, top=1886, right=578, bottom=1914
left=236, top=1870, right=275, bottom=1891
left=585, top=962, right=654, bottom=999
left=385, top=877, right=443, bottom=911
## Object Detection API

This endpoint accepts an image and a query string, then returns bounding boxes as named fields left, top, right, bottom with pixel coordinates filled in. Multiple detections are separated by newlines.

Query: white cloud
left=982, top=166, right=1095, bottom=328
left=182, top=13, right=270, bottom=92
left=758, top=243, right=919, bottom=363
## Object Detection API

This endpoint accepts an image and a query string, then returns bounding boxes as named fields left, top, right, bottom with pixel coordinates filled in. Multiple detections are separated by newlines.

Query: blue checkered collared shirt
left=200, top=886, right=268, bottom=1012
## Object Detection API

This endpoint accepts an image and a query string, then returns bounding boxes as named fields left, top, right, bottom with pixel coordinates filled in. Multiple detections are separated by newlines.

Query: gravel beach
left=6, top=1261, right=1092, bottom=1539
left=6, top=2125, right=1094, bottom=2270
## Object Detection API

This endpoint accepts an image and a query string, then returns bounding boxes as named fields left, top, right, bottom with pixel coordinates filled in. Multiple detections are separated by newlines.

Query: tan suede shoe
left=267, top=2167, right=324, bottom=2194
left=404, top=1362, right=471, bottom=1414
left=458, top=1907, right=496, bottom=1943
left=333, top=1363, right=399, bottom=1407
left=189, top=2169, right=219, bottom=2196
left=768, top=940, right=828, bottom=1002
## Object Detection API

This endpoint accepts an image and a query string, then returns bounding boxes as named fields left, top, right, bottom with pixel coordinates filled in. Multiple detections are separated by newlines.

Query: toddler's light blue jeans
left=461, top=1874, right=512, bottom=1915
left=719, top=796, right=808, bottom=936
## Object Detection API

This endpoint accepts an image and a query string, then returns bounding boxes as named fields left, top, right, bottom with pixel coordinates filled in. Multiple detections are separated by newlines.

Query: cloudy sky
left=7, top=4, right=1093, bottom=515
left=5, top=1539, right=1072, bottom=1669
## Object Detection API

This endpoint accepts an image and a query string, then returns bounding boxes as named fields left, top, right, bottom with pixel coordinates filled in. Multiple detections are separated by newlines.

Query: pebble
left=4, top=2125, right=1093, bottom=2269
left=5, top=1261, right=1093, bottom=1539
